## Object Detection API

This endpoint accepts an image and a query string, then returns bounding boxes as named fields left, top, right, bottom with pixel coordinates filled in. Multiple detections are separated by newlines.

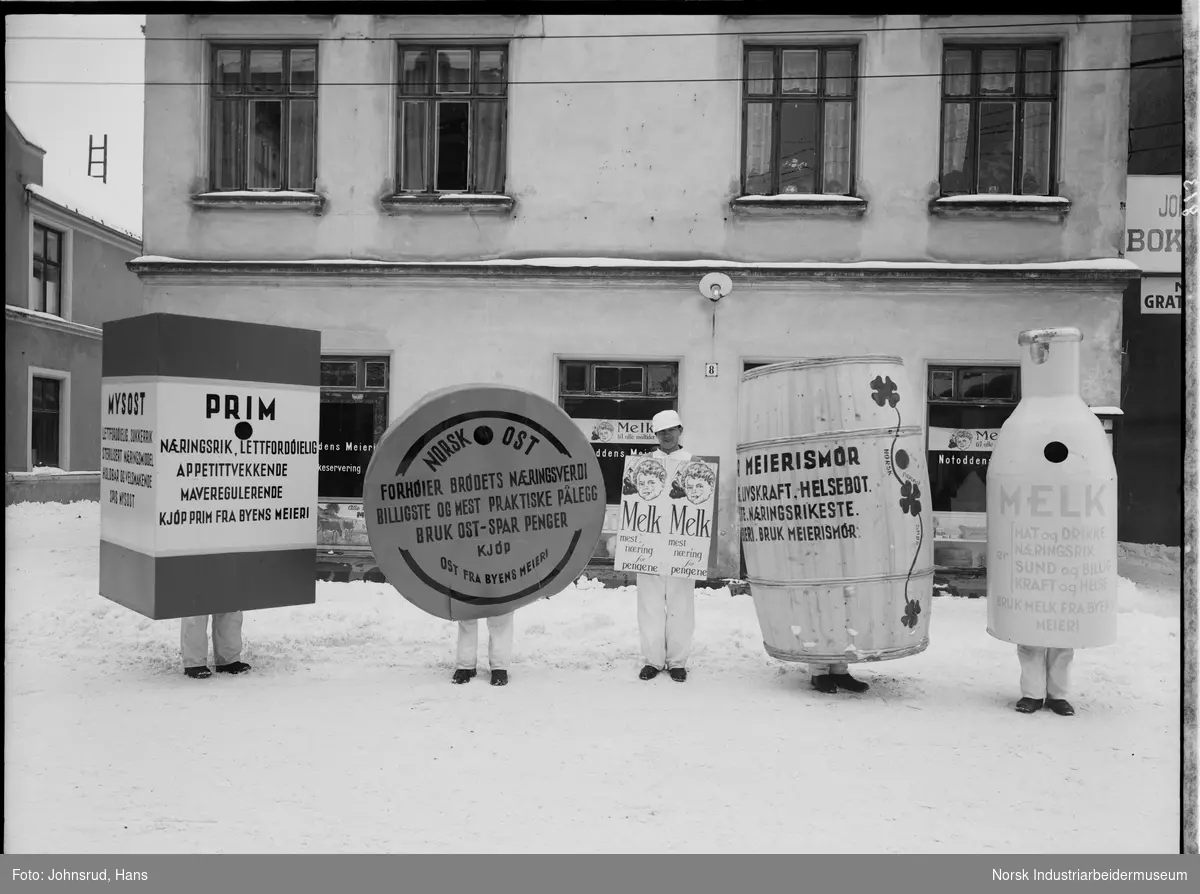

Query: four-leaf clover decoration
left=898, top=480, right=922, bottom=517
left=870, top=375, right=900, bottom=408
left=901, top=599, right=922, bottom=629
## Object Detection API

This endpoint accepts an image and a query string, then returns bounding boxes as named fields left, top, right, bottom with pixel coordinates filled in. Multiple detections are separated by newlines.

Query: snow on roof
left=131, top=255, right=1141, bottom=272
left=26, top=184, right=141, bottom=242
left=5, top=113, right=46, bottom=155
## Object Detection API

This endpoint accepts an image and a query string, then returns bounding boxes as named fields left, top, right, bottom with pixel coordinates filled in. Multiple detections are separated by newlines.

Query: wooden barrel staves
left=737, top=356, right=934, bottom=664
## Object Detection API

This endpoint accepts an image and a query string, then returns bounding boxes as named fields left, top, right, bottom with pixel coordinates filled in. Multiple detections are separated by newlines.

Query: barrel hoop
left=747, top=568, right=935, bottom=588
left=762, top=638, right=929, bottom=664
left=741, top=356, right=904, bottom=381
left=736, top=427, right=922, bottom=451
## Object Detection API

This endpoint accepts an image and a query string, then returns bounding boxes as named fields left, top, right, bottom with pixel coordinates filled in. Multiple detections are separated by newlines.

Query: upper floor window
left=939, top=45, right=1058, bottom=196
left=396, top=45, right=508, bottom=194
left=210, top=45, right=317, bottom=191
left=31, top=223, right=64, bottom=316
left=742, top=46, right=858, bottom=196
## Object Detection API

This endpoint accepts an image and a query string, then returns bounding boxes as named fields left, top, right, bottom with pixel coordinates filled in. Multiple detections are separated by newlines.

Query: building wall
left=138, top=13, right=1135, bottom=572
left=1117, top=14, right=1184, bottom=545
left=5, top=320, right=103, bottom=473
left=1128, top=14, right=1184, bottom=176
left=65, top=227, right=144, bottom=328
left=138, top=273, right=1126, bottom=576
left=6, top=127, right=140, bottom=476
left=142, top=13, right=1131, bottom=265
left=5, top=122, right=43, bottom=310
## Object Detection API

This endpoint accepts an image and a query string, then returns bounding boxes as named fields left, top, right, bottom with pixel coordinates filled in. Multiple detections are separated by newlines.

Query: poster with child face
left=614, top=454, right=719, bottom=578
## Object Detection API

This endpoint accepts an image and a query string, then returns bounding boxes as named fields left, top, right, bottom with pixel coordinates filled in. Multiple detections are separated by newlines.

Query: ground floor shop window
left=926, top=364, right=1018, bottom=574
left=559, top=359, right=678, bottom=561
left=318, top=356, right=389, bottom=549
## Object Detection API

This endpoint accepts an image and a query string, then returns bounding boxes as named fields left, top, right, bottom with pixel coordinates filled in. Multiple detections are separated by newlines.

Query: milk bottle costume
left=986, top=328, right=1119, bottom=717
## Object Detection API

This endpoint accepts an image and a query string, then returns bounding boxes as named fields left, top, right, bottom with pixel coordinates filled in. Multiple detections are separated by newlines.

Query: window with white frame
left=396, top=45, right=508, bottom=194
left=31, top=374, right=64, bottom=469
left=939, top=45, right=1059, bottom=196
left=31, top=222, right=64, bottom=316
left=742, top=46, right=858, bottom=196
left=210, top=44, right=318, bottom=191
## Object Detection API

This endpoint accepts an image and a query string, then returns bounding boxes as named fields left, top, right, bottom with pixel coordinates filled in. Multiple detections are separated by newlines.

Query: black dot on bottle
left=235, top=422, right=253, bottom=440
left=1044, top=441, right=1068, bottom=463
left=894, top=449, right=910, bottom=470
left=474, top=425, right=493, bottom=445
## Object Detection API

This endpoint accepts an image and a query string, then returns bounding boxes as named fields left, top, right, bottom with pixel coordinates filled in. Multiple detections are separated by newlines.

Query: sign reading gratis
left=99, top=313, right=320, bottom=620
left=1140, top=276, right=1183, bottom=315
left=614, top=454, right=719, bottom=578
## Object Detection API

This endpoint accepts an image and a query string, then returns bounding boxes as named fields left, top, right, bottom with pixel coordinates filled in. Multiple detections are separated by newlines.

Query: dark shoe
left=638, top=665, right=660, bottom=681
left=1046, top=698, right=1075, bottom=716
left=490, top=670, right=508, bottom=686
left=668, top=667, right=687, bottom=683
left=184, top=666, right=211, bottom=679
left=832, top=672, right=869, bottom=693
left=215, top=661, right=251, bottom=675
left=1015, top=697, right=1044, bottom=714
left=811, top=674, right=838, bottom=694
left=451, top=669, right=477, bottom=684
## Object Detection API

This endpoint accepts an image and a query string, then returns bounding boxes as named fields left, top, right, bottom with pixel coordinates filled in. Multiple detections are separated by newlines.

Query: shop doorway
left=926, top=364, right=1019, bottom=596
left=317, top=356, right=390, bottom=579
left=557, top=359, right=678, bottom=564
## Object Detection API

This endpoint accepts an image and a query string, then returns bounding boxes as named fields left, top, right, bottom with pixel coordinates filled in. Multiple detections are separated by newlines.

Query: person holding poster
left=635, top=410, right=696, bottom=683
left=453, top=612, right=514, bottom=686
left=181, top=614, right=250, bottom=678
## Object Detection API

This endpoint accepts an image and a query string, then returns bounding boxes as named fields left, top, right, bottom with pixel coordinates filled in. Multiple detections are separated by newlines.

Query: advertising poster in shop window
left=614, top=454, right=720, bottom=578
left=576, top=418, right=658, bottom=557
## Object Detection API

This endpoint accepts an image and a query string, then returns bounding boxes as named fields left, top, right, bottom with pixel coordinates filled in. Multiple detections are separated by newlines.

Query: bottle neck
left=1020, top=340, right=1081, bottom=397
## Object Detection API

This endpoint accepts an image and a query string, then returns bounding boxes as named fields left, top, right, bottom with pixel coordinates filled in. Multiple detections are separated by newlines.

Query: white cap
left=651, top=409, right=682, bottom=432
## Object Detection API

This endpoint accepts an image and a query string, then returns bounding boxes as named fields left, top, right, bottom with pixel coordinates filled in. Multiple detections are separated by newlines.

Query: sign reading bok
left=364, top=385, right=607, bottom=620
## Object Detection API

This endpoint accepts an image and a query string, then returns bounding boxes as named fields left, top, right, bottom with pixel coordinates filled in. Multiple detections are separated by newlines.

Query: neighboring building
left=133, top=14, right=1139, bottom=584
left=5, top=113, right=143, bottom=502
left=1116, top=14, right=1184, bottom=547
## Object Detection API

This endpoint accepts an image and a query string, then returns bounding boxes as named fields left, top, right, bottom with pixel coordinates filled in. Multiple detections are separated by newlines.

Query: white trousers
left=456, top=613, right=514, bottom=670
left=1017, top=645, right=1074, bottom=699
left=181, top=613, right=243, bottom=668
left=808, top=662, right=850, bottom=675
left=636, top=574, right=695, bottom=669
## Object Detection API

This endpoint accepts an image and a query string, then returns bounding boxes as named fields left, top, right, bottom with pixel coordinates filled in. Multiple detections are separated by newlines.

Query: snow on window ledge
left=731, top=194, right=867, bottom=218
left=5, top=304, right=101, bottom=340
left=191, top=191, right=326, bottom=213
left=380, top=194, right=515, bottom=215
left=929, top=195, right=1072, bottom=220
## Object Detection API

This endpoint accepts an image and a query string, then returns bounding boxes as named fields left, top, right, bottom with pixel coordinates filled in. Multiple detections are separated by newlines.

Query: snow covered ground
left=4, top=501, right=1183, bottom=853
